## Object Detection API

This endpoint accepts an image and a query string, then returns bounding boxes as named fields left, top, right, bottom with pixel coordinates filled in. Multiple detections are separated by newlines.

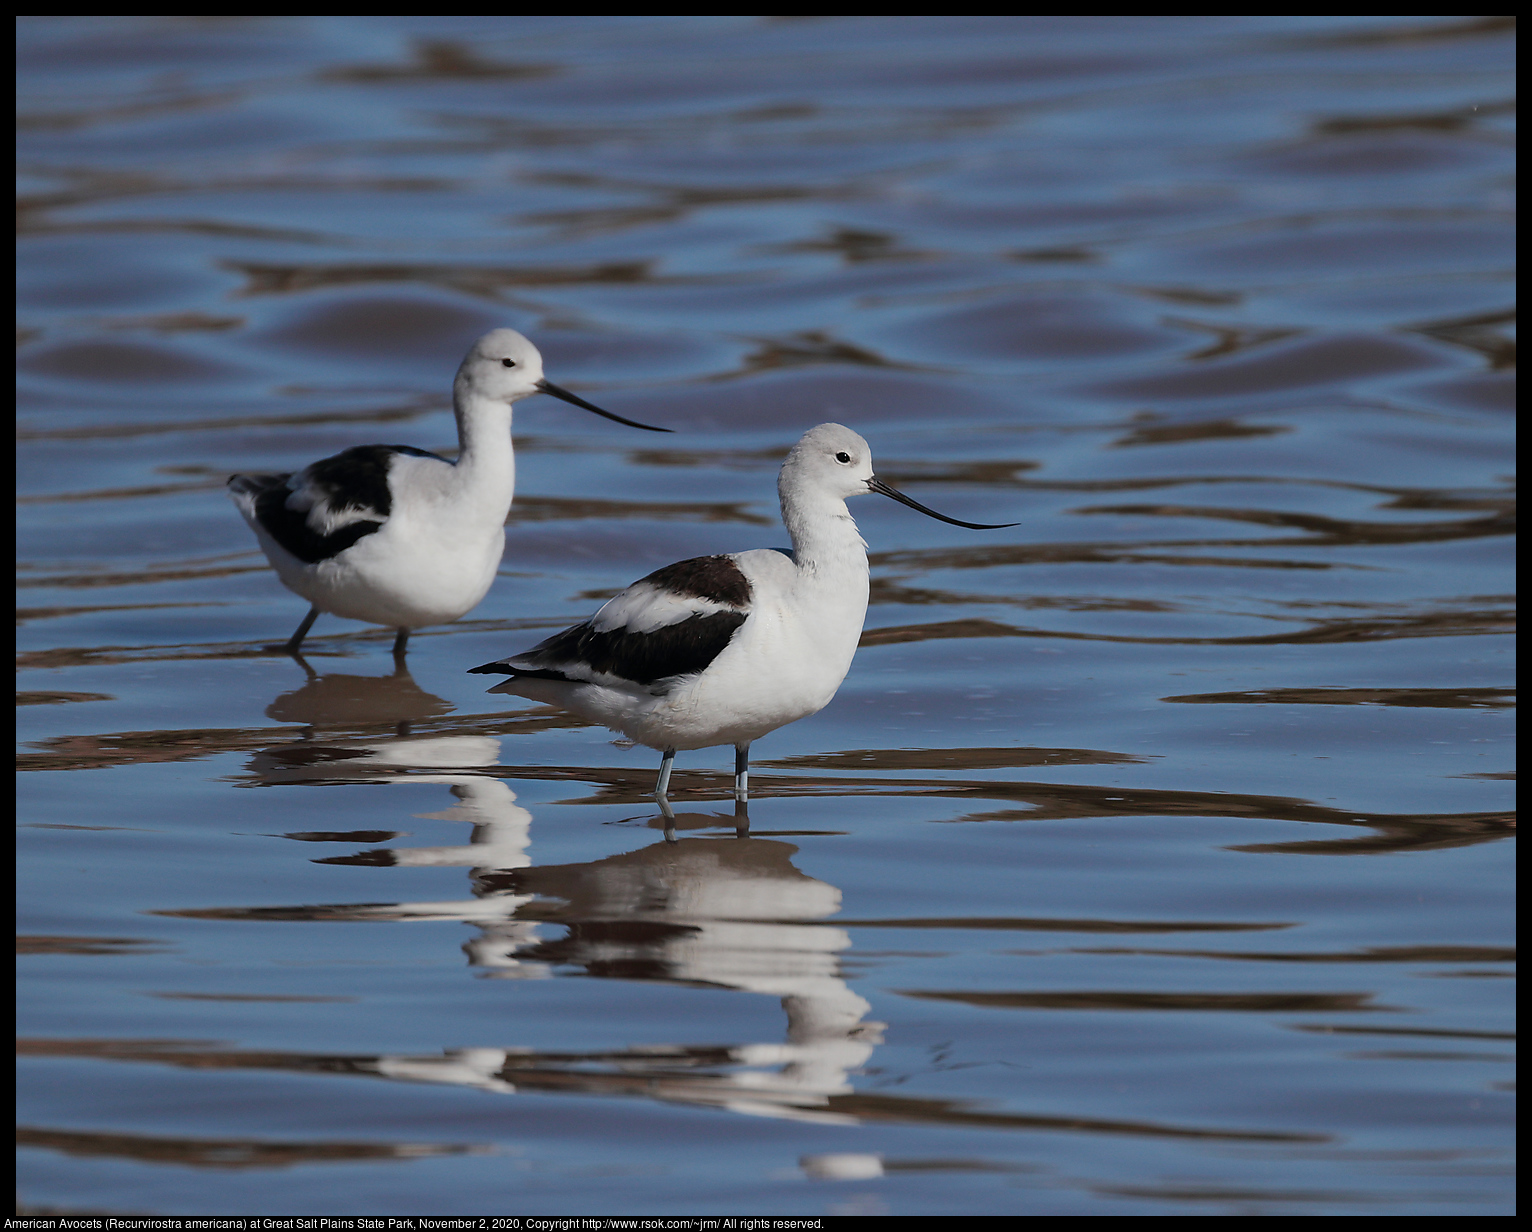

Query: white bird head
left=458, top=328, right=548, bottom=402
left=782, top=422, right=1017, bottom=529
left=456, top=328, right=669, bottom=431
left=781, top=422, right=877, bottom=501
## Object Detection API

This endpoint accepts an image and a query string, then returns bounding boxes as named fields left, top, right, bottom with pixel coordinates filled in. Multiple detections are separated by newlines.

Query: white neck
left=450, top=380, right=516, bottom=510
left=782, top=487, right=870, bottom=582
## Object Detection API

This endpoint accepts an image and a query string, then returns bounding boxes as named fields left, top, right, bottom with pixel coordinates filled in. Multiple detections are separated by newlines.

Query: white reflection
left=375, top=1047, right=517, bottom=1095
left=244, top=697, right=885, bottom=1123
left=486, top=829, right=886, bottom=1122
left=254, top=733, right=550, bottom=979
left=801, top=1153, right=885, bottom=1180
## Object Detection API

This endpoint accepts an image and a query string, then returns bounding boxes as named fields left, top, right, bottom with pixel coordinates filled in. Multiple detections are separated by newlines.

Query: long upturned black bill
left=868, top=476, right=1017, bottom=530
left=536, top=379, right=672, bottom=432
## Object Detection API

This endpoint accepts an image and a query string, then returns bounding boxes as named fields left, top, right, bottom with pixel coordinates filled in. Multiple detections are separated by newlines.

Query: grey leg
left=284, top=607, right=321, bottom=655
left=392, top=627, right=410, bottom=659
left=734, top=743, right=750, bottom=802
left=655, top=748, right=676, bottom=799
left=733, top=797, right=749, bottom=839
left=657, top=792, right=677, bottom=843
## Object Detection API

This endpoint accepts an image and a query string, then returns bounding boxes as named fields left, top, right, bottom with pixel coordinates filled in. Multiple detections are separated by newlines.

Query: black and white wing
left=229, top=444, right=448, bottom=564
left=470, top=555, right=752, bottom=690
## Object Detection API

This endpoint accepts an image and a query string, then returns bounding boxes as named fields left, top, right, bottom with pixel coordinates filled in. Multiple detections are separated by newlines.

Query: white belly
left=537, top=595, right=864, bottom=752
left=277, top=522, right=505, bottom=629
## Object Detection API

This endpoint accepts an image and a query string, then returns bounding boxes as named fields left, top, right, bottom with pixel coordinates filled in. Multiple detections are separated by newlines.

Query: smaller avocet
left=229, top=328, right=668, bottom=658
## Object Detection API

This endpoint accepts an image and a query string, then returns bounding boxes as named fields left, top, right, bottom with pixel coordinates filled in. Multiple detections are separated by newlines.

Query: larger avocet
left=229, top=328, right=668, bottom=658
left=469, top=422, right=1014, bottom=802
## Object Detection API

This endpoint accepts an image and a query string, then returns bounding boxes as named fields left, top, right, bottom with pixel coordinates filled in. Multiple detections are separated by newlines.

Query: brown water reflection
left=17, top=935, right=169, bottom=956
left=1110, top=416, right=1292, bottom=446
left=1073, top=501, right=1515, bottom=546
left=14, top=401, right=440, bottom=442
left=326, top=37, right=559, bottom=83
left=768, top=746, right=1147, bottom=771
left=838, top=917, right=1289, bottom=935
left=227, top=259, right=665, bottom=298
left=1274, top=14, right=1515, bottom=47
left=16, top=1124, right=481, bottom=1171
left=1163, top=686, right=1513, bottom=709
left=861, top=604, right=1513, bottom=646
left=873, top=522, right=1513, bottom=574
left=1291, top=1024, right=1515, bottom=1042
left=16, top=690, right=116, bottom=705
left=1074, top=945, right=1513, bottom=964
left=902, top=990, right=1393, bottom=1013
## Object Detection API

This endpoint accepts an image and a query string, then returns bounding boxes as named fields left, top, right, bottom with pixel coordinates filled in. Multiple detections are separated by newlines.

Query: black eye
left=835, top=451, right=851, bottom=463
left=501, top=358, right=517, bottom=368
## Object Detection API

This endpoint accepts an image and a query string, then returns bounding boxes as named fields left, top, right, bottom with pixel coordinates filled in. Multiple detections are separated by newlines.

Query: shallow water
left=16, top=15, right=1514, bottom=1217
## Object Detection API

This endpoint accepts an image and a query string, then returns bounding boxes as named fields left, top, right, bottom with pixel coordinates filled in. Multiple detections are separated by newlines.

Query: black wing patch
left=487, top=610, right=749, bottom=687
left=468, top=553, right=753, bottom=688
left=246, top=478, right=382, bottom=564
left=234, top=445, right=446, bottom=565
left=302, top=444, right=446, bottom=520
left=640, top=554, right=752, bottom=607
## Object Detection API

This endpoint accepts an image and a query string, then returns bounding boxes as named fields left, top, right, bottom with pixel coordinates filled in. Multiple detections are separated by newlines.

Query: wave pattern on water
left=16, top=14, right=1514, bottom=1219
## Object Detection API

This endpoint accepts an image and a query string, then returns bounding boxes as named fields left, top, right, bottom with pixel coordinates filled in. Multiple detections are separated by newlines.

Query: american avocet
left=229, top=328, right=669, bottom=659
left=469, top=423, right=1014, bottom=802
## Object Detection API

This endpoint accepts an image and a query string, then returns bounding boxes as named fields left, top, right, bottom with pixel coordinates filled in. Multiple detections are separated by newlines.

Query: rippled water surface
left=17, top=16, right=1515, bottom=1217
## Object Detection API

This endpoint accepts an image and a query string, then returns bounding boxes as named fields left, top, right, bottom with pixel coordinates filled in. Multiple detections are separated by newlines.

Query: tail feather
left=468, top=659, right=579, bottom=682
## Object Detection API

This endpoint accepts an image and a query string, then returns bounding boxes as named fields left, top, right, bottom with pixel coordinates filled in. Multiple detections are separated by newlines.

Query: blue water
left=17, top=15, right=1514, bottom=1216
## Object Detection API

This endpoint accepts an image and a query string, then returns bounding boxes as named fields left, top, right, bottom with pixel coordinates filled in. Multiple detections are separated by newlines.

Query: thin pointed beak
left=536, top=379, right=672, bottom=432
left=867, top=475, right=1017, bottom=530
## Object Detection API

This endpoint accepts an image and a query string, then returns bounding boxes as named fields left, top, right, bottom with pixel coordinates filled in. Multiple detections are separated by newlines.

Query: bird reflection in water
left=264, top=652, right=455, bottom=738
left=244, top=691, right=886, bottom=1123
left=473, top=821, right=886, bottom=1122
